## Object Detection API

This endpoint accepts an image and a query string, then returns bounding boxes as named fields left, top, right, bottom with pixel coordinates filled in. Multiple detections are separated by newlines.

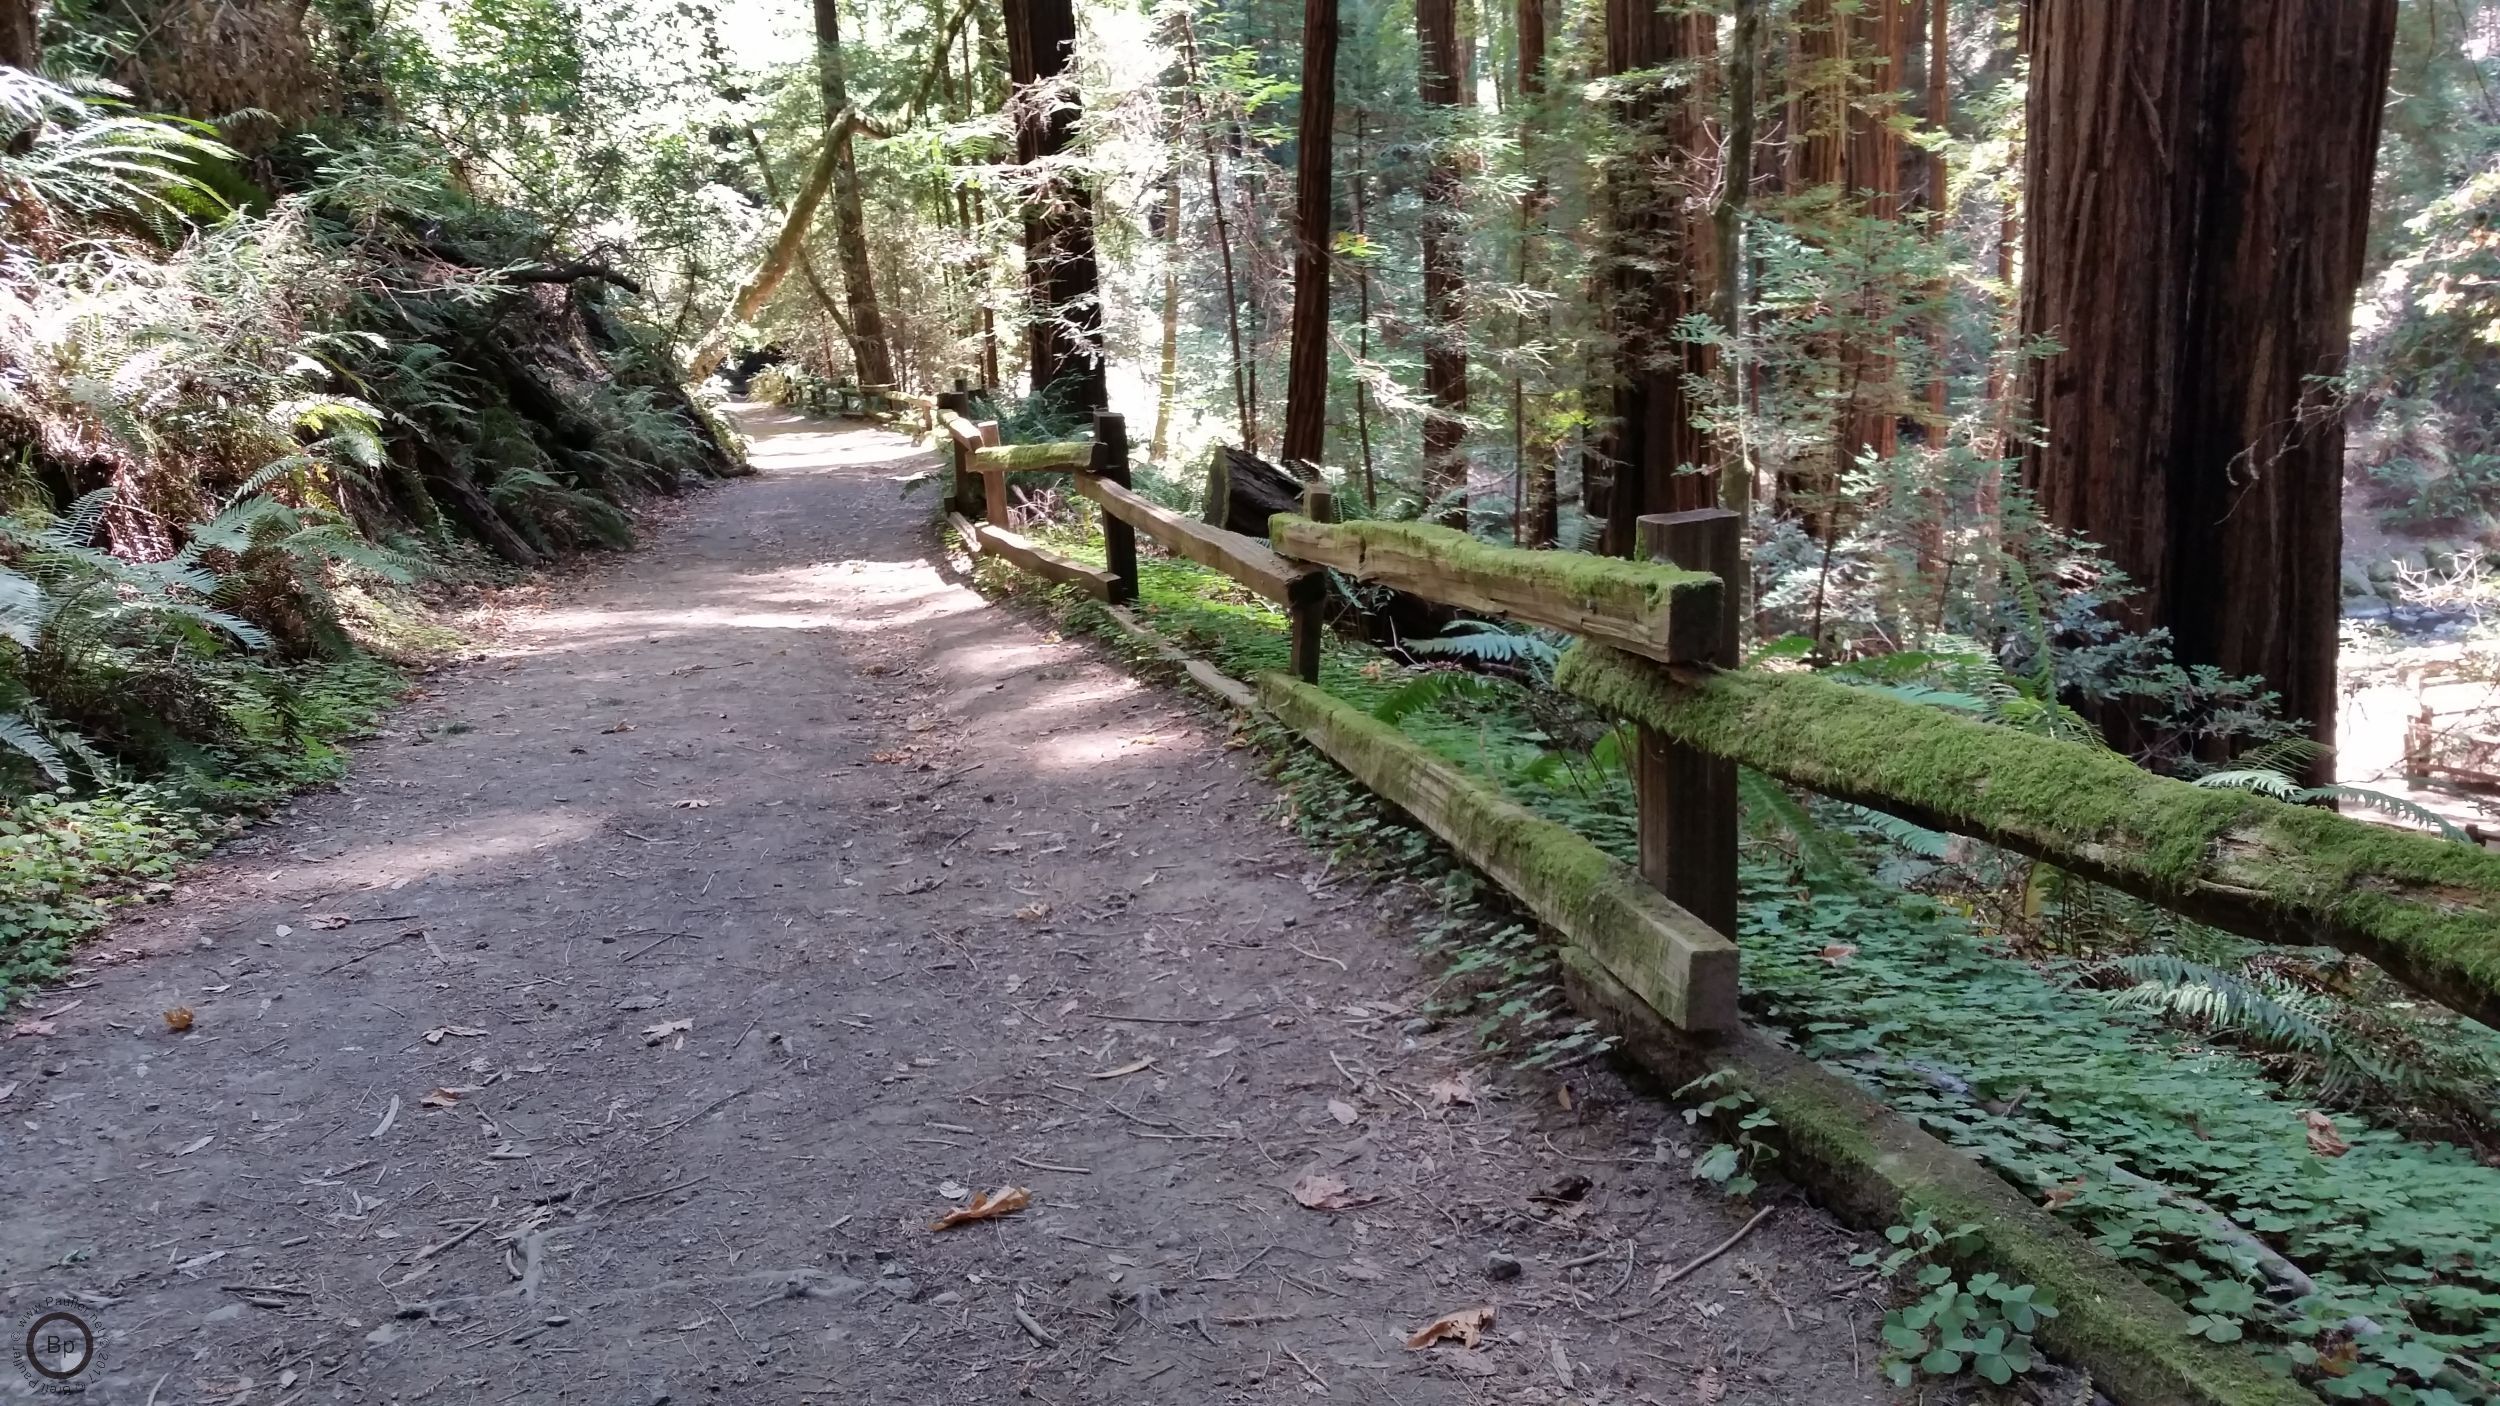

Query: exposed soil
left=0, top=406, right=1894, bottom=1405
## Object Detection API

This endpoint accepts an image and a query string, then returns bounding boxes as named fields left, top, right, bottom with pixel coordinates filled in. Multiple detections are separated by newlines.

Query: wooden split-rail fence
left=794, top=383, right=2500, bottom=1048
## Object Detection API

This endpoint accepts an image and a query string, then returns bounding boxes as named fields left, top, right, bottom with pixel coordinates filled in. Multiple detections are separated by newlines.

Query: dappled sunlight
left=311, top=805, right=606, bottom=891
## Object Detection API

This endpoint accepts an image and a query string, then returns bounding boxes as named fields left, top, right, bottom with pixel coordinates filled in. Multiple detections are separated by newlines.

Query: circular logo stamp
left=12, top=1309, right=97, bottom=1388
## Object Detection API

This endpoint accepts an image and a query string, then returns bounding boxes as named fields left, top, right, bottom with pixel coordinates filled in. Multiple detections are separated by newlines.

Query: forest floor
left=0, top=406, right=1892, bottom=1406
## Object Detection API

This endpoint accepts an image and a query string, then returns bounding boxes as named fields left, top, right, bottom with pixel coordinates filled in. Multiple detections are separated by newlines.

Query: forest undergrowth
left=0, top=65, right=747, bottom=1009
left=956, top=494, right=2500, bottom=1406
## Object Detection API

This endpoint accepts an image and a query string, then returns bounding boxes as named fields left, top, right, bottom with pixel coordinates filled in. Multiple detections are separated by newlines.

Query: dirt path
left=1, top=406, right=1891, bottom=1405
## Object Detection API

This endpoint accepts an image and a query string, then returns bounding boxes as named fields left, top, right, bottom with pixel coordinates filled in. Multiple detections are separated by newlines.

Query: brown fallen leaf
left=1695, top=1362, right=1725, bottom=1404
left=419, top=1088, right=463, bottom=1109
left=2041, top=1177, right=2088, bottom=1209
left=643, top=1018, right=693, bottom=1047
left=9, top=1019, right=56, bottom=1038
left=1556, top=1084, right=1575, bottom=1112
left=423, top=1025, right=488, bottom=1045
left=601, top=720, right=635, bottom=734
left=1288, top=1171, right=1369, bottom=1211
left=1327, top=1098, right=1360, bottom=1126
left=1405, top=1306, right=1494, bottom=1350
left=930, top=1186, right=1031, bottom=1230
left=1014, top=901, right=1052, bottom=922
left=1818, top=943, right=1859, bottom=964
left=2304, top=1109, right=2351, bottom=1158
left=308, top=914, right=351, bottom=930
left=1426, top=1075, right=1477, bottom=1107
left=163, top=1006, right=195, bottom=1033
left=1085, top=1057, right=1155, bottom=1080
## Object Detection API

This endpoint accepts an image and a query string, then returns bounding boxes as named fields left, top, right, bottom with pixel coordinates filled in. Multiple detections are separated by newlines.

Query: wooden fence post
left=1288, top=477, right=1334, bottom=684
left=977, top=420, right=1007, bottom=528
left=1635, top=509, right=1741, bottom=939
left=1091, top=412, right=1138, bottom=605
left=936, top=389, right=976, bottom=520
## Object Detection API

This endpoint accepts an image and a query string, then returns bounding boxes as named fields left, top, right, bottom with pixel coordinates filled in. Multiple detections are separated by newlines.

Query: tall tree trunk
left=1775, top=0, right=1905, bottom=538
left=1177, top=10, right=1255, bottom=448
left=1279, top=0, right=1340, bottom=468
left=1599, top=0, right=1717, bottom=556
left=1713, top=0, right=1764, bottom=624
left=815, top=0, right=896, bottom=387
left=1351, top=106, right=1378, bottom=508
left=1150, top=176, right=1184, bottom=465
left=2019, top=0, right=2398, bottom=779
left=1005, top=0, right=1107, bottom=410
left=1, top=1, right=38, bottom=72
left=1923, top=0, right=1949, bottom=420
left=1417, top=0, right=1471, bottom=528
left=1516, top=0, right=1557, bottom=548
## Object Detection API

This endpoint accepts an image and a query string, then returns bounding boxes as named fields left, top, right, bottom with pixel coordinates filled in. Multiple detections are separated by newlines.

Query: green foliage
left=1858, top=1213, right=2059, bottom=1388
left=1676, top=1070, right=1778, bottom=1198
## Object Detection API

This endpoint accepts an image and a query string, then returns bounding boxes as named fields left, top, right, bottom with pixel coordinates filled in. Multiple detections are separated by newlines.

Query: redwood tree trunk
left=2019, top=0, right=2397, bottom=778
left=1417, top=0, right=1470, bottom=528
left=1600, top=0, right=1717, bottom=556
left=815, top=0, right=896, bottom=387
left=1517, top=0, right=1557, bottom=548
left=1278, top=0, right=1339, bottom=467
left=1005, top=0, right=1107, bottom=411
left=0, top=2, right=37, bottom=72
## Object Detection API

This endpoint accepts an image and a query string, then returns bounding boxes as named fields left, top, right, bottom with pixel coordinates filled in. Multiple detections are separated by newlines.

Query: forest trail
left=0, top=406, right=1885, bottom=1405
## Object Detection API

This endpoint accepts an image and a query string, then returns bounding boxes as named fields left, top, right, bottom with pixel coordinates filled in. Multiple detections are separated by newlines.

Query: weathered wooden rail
left=786, top=374, right=2499, bottom=1404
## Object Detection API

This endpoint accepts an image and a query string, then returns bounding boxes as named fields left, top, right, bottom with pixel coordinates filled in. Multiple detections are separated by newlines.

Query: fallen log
left=1201, top=444, right=1305, bottom=538
left=1557, top=643, right=2500, bottom=1029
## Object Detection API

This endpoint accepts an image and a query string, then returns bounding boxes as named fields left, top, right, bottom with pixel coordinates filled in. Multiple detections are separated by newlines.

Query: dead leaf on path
left=930, top=1186, right=1030, bottom=1230
left=601, top=720, right=635, bottom=734
left=672, top=798, right=713, bottom=810
left=643, top=1018, right=693, bottom=1047
left=1327, top=1099, right=1359, bottom=1126
left=163, top=1006, right=194, bottom=1033
left=1695, top=1363, right=1725, bottom=1404
left=173, top=1134, right=212, bottom=1156
left=1426, top=1075, right=1477, bottom=1107
left=1289, top=1171, right=1368, bottom=1212
left=2042, top=1177, right=2088, bottom=1209
left=9, top=1019, right=56, bottom=1038
left=1556, top=1085, right=1575, bottom=1111
left=2304, top=1110, right=2350, bottom=1158
left=1085, top=1058, right=1155, bottom=1080
left=1818, top=943, right=1858, bottom=965
left=870, top=748, right=916, bottom=765
left=423, top=1026, right=488, bottom=1045
left=1404, top=1306, right=1494, bottom=1351
left=308, top=914, right=350, bottom=930
left=1014, top=901, right=1051, bottom=922
left=419, top=1088, right=464, bottom=1109
left=0, top=1081, right=17, bottom=1104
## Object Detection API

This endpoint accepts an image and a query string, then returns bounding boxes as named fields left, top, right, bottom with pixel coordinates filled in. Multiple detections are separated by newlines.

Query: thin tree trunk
left=1005, top=0, right=1106, bottom=410
left=1177, top=10, right=1255, bottom=449
left=1351, top=106, right=1378, bottom=508
left=1280, top=0, right=1340, bottom=468
left=1713, top=0, right=1763, bottom=623
left=815, top=0, right=895, bottom=387
left=1517, top=0, right=1557, bottom=547
left=1924, top=0, right=1949, bottom=421
left=1600, top=0, right=1716, bottom=556
left=1151, top=175, right=1184, bottom=464
left=1418, top=0, right=1471, bottom=529
left=2019, top=0, right=2398, bottom=779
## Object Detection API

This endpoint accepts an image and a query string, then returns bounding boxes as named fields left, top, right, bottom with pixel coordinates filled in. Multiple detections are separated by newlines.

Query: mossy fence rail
left=793, top=384, right=2500, bottom=1406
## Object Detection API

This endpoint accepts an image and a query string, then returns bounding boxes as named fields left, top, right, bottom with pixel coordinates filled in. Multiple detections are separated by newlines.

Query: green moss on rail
left=1556, top=643, right=2500, bottom=1023
left=1271, top=516, right=1714, bottom=604
left=972, top=441, right=1092, bottom=472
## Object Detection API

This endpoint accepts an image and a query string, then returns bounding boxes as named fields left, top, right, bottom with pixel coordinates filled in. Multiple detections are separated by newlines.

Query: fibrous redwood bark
left=1416, top=0, right=1470, bottom=528
left=1515, top=0, right=1557, bottom=548
left=1599, top=0, right=1716, bottom=557
left=1278, top=0, right=1338, bottom=468
left=2018, top=0, right=2398, bottom=777
left=1005, top=0, right=1106, bottom=411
